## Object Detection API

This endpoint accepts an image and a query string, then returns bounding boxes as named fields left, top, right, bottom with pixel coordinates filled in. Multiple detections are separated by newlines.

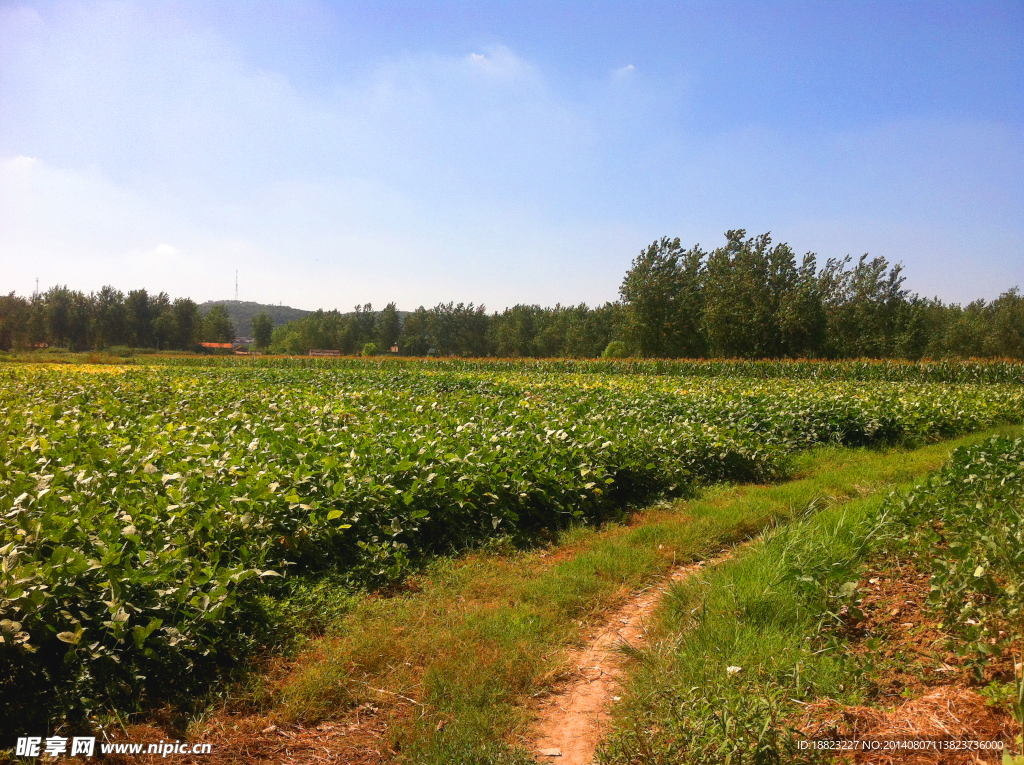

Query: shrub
left=602, top=341, right=628, bottom=359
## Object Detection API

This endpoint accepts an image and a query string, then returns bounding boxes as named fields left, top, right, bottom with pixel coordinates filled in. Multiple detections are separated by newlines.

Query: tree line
left=617, top=230, right=1023, bottom=359
left=2, top=230, right=1021, bottom=358
left=268, top=301, right=623, bottom=358
left=0, top=286, right=237, bottom=352
left=269, top=230, right=1023, bottom=359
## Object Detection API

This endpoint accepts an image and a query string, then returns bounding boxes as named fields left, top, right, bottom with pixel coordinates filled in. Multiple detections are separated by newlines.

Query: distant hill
left=199, top=300, right=312, bottom=336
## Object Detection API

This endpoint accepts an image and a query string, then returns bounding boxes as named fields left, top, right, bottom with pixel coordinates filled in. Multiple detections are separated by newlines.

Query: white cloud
left=462, top=46, right=535, bottom=80
left=147, top=243, right=179, bottom=263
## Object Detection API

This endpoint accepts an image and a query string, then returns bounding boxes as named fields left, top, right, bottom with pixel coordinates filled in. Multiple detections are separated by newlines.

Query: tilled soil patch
left=841, top=560, right=1016, bottom=696
left=799, top=558, right=1020, bottom=763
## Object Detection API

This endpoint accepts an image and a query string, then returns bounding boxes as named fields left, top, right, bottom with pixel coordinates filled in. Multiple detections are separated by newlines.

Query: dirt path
left=528, top=546, right=738, bottom=764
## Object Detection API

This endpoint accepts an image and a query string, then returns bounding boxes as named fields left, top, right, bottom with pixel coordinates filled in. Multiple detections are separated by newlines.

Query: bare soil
left=526, top=547, right=737, bottom=765
left=798, top=558, right=1021, bottom=764
left=842, top=559, right=1017, bottom=694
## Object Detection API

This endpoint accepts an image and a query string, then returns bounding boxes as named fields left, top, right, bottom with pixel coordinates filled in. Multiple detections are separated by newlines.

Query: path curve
left=527, top=547, right=737, bottom=765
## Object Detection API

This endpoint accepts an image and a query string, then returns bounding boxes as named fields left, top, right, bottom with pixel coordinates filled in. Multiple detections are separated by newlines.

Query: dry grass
left=88, top=714, right=394, bottom=765
left=799, top=686, right=1016, bottom=764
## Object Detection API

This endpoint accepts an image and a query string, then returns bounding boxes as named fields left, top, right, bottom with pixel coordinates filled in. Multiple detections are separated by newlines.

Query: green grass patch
left=598, top=425, right=1023, bottom=764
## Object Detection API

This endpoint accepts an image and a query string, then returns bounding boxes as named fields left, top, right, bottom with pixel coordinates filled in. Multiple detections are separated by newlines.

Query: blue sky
left=1, top=0, right=1021, bottom=310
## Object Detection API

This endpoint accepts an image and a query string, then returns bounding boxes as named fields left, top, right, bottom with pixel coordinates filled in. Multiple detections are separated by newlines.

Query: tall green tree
left=93, top=286, right=127, bottom=348
left=777, top=253, right=826, bottom=357
left=703, top=231, right=802, bottom=358
left=26, top=294, right=47, bottom=348
left=619, top=237, right=706, bottom=357
left=491, top=305, right=539, bottom=357
left=375, top=303, right=401, bottom=350
left=251, top=312, right=274, bottom=350
left=201, top=304, right=235, bottom=343
left=269, top=310, right=349, bottom=354
left=42, top=286, right=92, bottom=350
left=986, top=288, right=1024, bottom=358
left=171, top=298, right=202, bottom=349
left=820, top=254, right=908, bottom=358
left=399, top=307, right=432, bottom=355
left=561, top=304, right=605, bottom=358
left=0, top=293, right=30, bottom=351
left=150, top=293, right=175, bottom=350
left=349, top=304, right=376, bottom=350
left=448, top=303, right=489, bottom=356
left=533, top=305, right=572, bottom=357
left=43, top=286, right=75, bottom=349
left=125, top=289, right=154, bottom=348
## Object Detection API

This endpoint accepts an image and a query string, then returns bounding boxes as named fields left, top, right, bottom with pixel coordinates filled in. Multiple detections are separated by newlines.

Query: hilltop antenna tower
left=35, top=278, right=39, bottom=297
left=235, top=270, right=238, bottom=301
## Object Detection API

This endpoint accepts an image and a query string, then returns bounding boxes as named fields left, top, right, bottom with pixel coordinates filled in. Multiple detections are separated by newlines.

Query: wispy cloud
left=612, top=64, right=635, bottom=81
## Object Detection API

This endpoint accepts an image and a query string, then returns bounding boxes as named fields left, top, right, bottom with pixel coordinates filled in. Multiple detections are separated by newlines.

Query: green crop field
left=3, top=357, right=1024, bottom=740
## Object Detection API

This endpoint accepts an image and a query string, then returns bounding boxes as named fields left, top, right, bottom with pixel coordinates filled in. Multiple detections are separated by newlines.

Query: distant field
left=3, top=358, right=1024, bottom=736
